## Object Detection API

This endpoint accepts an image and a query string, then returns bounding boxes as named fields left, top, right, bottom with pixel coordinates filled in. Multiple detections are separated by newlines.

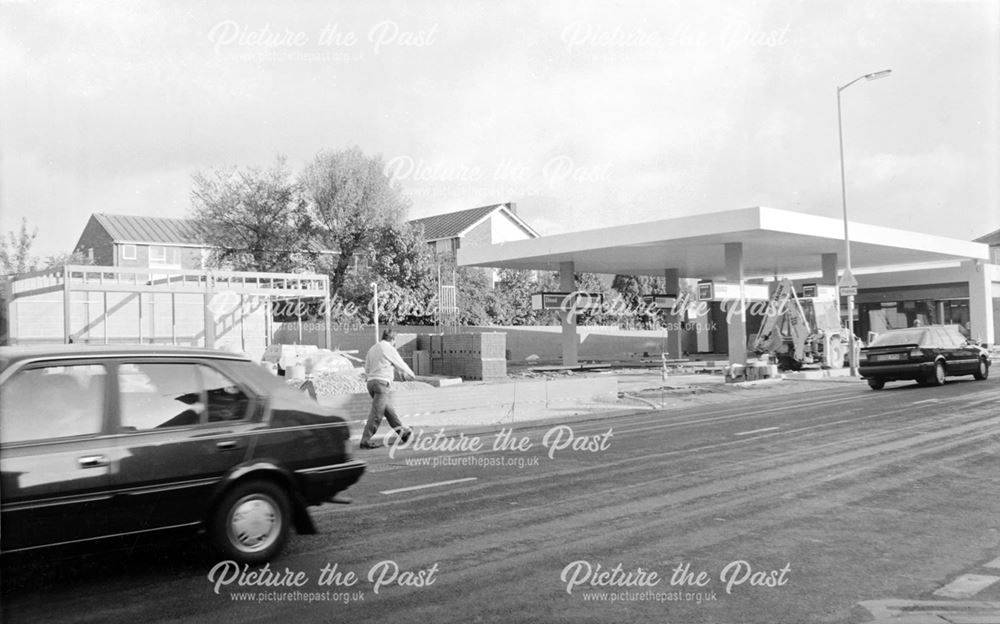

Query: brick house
left=74, top=213, right=207, bottom=270
left=74, top=203, right=539, bottom=271
left=409, top=202, right=539, bottom=260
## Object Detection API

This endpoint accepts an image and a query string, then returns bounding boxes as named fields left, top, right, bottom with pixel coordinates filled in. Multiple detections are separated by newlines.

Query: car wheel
left=212, top=480, right=290, bottom=564
left=867, top=378, right=885, bottom=390
left=973, top=357, right=989, bottom=381
left=927, top=361, right=946, bottom=387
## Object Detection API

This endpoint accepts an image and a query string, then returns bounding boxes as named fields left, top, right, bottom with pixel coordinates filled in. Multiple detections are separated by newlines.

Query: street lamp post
left=371, top=282, right=379, bottom=343
left=837, top=68, right=891, bottom=376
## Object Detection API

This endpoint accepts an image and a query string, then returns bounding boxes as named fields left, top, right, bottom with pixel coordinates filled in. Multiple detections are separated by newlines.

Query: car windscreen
left=869, top=329, right=926, bottom=347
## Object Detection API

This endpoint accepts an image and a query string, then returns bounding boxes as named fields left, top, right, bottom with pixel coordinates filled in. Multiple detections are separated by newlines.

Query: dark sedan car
left=859, top=325, right=990, bottom=390
left=0, top=345, right=365, bottom=563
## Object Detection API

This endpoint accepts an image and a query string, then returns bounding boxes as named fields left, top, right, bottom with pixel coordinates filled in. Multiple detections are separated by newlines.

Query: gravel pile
left=286, top=372, right=432, bottom=397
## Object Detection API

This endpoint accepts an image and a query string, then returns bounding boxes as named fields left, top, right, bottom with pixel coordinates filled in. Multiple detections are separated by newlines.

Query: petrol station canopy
left=457, top=206, right=990, bottom=279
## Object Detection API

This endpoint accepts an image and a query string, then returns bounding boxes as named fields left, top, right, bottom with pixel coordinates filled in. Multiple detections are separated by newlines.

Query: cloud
left=0, top=0, right=996, bottom=259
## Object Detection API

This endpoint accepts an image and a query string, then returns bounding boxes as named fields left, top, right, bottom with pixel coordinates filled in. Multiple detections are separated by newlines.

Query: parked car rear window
left=869, top=329, right=927, bottom=347
left=936, top=327, right=967, bottom=348
left=1, top=364, right=106, bottom=443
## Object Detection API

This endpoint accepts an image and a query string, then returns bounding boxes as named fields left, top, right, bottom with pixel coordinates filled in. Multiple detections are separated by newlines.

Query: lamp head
left=864, top=69, right=892, bottom=81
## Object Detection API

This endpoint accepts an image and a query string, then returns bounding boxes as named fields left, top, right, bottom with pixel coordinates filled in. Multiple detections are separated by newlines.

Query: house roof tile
left=409, top=203, right=538, bottom=241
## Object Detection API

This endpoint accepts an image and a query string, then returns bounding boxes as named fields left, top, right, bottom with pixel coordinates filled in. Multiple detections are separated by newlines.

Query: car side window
left=119, top=363, right=204, bottom=430
left=0, top=364, right=106, bottom=443
left=117, top=362, right=250, bottom=430
left=202, top=366, right=251, bottom=422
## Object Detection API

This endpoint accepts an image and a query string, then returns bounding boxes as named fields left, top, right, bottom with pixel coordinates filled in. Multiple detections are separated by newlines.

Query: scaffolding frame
left=2, top=264, right=332, bottom=350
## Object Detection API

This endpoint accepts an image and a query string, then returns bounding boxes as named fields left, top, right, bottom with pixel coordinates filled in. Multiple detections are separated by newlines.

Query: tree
left=572, top=273, right=614, bottom=326
left=488, top=268, right=559, bottom=325
left=302, top=147, right=410, bottom=295
left=0, top=218, right=38, bottom=275
left=454, top=266, right=494, bottom=326
left=366, top=223, right=436, bottom=292
left=611, top=274, right=664, bottom=329
left=0, top=218, right=93, bottom=276
left=190, top=155, right=314, bottom=272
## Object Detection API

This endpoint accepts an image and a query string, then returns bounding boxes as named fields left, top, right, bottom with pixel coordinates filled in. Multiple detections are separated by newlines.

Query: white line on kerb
left=380, top=477, right=478, bottom=495
left=734, top=427, right=781, bottom=437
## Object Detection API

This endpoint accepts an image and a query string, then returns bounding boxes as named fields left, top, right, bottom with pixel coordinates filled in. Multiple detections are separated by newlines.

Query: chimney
left=506, top=202, right=517, bottom=215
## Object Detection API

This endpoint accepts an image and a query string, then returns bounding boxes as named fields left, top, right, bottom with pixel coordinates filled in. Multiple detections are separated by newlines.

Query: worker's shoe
left=359, top=440, right=383, bottom=450
left=397, top=427, right=413, bottom=444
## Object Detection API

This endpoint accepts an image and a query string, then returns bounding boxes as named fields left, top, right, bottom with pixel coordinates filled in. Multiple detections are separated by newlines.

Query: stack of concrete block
left=411, top=350, right=431, bottom=375
left=417, top=332, right=507, bottom=380
left=394, top=332, right=418, bottom=360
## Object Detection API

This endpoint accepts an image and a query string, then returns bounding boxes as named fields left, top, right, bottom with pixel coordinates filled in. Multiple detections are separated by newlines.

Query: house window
left=149, top=246, right=166, bottom=262
left=122, top=244, right=137, bottom=260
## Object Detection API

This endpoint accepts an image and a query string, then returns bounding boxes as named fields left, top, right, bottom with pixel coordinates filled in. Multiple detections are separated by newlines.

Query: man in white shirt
left=360, top=329, right=416, bottom=449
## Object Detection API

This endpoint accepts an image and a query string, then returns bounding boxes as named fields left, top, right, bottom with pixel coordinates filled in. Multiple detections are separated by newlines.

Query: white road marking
left=932, top=574, right=1000, bottom=598
left=734, top=427, right=781, bottom=437
left=985, top=557, right=1000, bottom=569
left=912, top=399, right=941, bottom=405
left=380, top=477, right=478, bottom=495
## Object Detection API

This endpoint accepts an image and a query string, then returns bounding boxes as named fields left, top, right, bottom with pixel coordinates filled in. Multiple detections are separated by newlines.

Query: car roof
left=0, top=344, right=251, bottom=371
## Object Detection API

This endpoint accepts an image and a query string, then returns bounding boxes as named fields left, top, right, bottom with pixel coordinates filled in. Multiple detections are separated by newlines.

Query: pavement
left=857, top=555, right=1000, bottom=623
left=343, top=368, right=796, bottom=442
left=342, top=365, right=1000, bottom=624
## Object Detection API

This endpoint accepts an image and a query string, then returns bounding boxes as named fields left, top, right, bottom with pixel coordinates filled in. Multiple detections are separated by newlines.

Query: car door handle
left=78, top=455, right=108, bottom=468
left=216, top=440, right=239, bottom=451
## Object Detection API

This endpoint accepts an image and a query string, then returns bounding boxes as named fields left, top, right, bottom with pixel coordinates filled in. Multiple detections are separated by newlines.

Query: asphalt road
left=3, top=375, right=1000, bottom=624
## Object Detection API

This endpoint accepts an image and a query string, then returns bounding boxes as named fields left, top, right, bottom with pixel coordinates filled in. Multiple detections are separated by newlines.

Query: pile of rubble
left=285, top=371, right=432, bottom=397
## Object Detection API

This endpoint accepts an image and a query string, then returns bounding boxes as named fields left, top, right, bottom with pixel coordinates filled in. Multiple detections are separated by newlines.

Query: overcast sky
left=2, top=0, right=998, bottom=258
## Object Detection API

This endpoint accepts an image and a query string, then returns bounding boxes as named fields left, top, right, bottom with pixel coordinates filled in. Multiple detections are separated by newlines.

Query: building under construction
left=0, top=264, right=332, bottom=360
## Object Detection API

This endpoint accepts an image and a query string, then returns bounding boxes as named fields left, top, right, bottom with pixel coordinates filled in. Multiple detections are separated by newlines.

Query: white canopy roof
left=458, top=206, right=989, bottom=280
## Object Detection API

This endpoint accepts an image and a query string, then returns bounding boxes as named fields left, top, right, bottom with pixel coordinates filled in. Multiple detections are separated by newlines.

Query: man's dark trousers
left=361, top=379, right=403, bottom=445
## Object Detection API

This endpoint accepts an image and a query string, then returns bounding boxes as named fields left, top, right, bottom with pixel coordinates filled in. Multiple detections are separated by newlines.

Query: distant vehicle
left=859, top=325, right=990, bottom=390
left=0, top=345, right=365, bottom=563
left=752, top=279, right=856, bottom=370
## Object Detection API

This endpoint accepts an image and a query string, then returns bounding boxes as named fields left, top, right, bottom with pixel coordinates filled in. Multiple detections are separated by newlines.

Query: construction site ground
left=334, top=346, right=1000, bottom=439
left=341, top=362, right=866, bottom=440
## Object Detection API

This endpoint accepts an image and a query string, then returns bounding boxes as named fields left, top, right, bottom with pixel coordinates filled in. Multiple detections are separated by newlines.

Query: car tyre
left=973, top=357, right=989, bottom=381
left=867, top=378, right=885, bottom=390
left=926, top=361, right=946, bottom=387
left=212, top=480, right=290, bottom=564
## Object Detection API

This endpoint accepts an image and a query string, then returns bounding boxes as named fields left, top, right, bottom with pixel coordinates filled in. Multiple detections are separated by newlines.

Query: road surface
left=3, top=376, right=999, bottom=624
